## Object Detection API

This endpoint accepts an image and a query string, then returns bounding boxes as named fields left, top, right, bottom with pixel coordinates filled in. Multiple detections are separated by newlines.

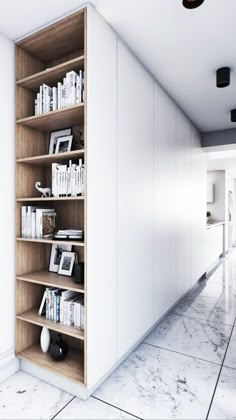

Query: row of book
left=38, top=288, right=84, bottom=330
left=52, top=160, right=85, bottom=197
left=21, top=207, right=56, bottom=238
left=35, top=70, right=84, bottom=115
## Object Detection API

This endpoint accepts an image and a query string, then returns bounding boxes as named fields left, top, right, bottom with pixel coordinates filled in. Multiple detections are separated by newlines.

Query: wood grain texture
left=15, top=46, right=45, bottom=80
left=17, top=271, right=84, bottom=293
left=16, top=104, right=84, bottom=132
left=17, top=309, right=85, bottom=340
left=16, top=197, right=84, bottom=202
left=16, top=10, right=85, bottom=63
left=16, top=238, right=85, bottom=247
left=17, top=56, right=84, bottom=91
left=16, top=125, right=47, bottom=159
left=16, top=320, right=41, bottom=353
left=17, top=344, right=84, bottom=384
left=16, top=149, right=84, bottom=166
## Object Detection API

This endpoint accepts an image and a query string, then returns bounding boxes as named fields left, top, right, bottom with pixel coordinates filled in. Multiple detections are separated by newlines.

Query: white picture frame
left=55, top=135, right=73, bottom=154
left=49, top=128, right=72, bottom=154
left=49, top=244, right=72, bottom=273
left=58, top=251, right=76, bottom=276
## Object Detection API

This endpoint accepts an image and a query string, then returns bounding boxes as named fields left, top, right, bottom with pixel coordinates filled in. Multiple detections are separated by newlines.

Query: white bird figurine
left=35, top=182, right=52, bottom=198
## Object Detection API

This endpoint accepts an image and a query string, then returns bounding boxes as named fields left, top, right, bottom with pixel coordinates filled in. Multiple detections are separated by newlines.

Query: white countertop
left=206, top=221, right=225, bottom=230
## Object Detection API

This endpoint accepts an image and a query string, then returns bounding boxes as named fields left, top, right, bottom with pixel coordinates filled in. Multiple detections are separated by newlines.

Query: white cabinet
left=117, top=41, right=154, bottom=358
left=206, top=225, right=224, bottom=269
left=154, top=83, right=176, bottom=320
left=207, top=183, right=214, bottom=203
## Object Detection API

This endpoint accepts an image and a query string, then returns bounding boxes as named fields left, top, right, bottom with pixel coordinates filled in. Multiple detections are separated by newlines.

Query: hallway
left=1, top=252, right=236, bottom=419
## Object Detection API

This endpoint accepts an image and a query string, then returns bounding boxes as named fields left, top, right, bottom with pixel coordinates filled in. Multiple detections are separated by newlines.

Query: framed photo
left=55, top=135, right=73, bottom=154
left=49, top=128, right=72, bottom=154
left=49, top=244, right=72, bottom=273
left=58, top=251, right=76, bottom=276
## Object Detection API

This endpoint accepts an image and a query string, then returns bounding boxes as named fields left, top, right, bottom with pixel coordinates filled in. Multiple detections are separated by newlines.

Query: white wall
left=0, top=33, right=16, bottom=381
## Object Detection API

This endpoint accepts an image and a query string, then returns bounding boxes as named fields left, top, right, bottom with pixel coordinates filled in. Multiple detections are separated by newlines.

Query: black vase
left=74, top=262, right=84, bottom=284
left=50, top=334, right=68, bottom=361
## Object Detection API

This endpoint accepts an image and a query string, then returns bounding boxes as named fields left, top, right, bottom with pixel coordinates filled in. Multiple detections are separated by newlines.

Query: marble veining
left=172, top=294, right=236, bottom=326
left=208, top=366, right=236, bottom=419
left=224, top=326, right=236, bottom=370
left=0, top=371, right=73, bottom=420
left=94, top=343, right=219, bottom=419
left=188, top=280, right=236, bottom=301
left=55, top=396, right=137, bottom=419
left=144, top=312, right=231, bottom=364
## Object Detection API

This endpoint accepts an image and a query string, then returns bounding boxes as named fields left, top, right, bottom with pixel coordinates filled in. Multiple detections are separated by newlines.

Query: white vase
left=40, top=327, right=50, bottom=353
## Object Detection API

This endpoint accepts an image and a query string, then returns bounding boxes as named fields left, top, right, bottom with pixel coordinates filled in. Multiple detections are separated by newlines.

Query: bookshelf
left=15, top=8, right=87, bottom=387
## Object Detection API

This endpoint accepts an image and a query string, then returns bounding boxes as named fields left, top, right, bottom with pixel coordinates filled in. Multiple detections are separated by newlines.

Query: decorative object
left=49, top=244, right=72, bottom=273
left=58, top=251, right=76, bottom=276
left=55, top=135, right=73, bottom=154
left=74, top=261, right=84, bottom=284
left=206, top=211, right=211, bottom=222
left=216, top=67, right=230, bottom=88
left=182, top=0, right=205, bottom=9
left=40, top=327, right=50, bottom=353
left=35, top=182, right=52, bottom=198
left=50, top=334, right=68, bottom=361
left=49, top=128, right=72, bottom=154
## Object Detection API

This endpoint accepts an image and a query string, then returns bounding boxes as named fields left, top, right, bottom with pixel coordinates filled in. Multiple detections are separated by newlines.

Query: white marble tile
left=144, top=313, right=231, bottom=364
left=172, top=294, right=236, bottom=326
left=94, top=342, right=219, bottom=420
left=0, top=371, right=73, bottom=419
left=224, top=327, right=236, bottom=369
left=208, top=367, right=236, bottom=419
left=55, top=396, right=137, bottom=419
left=188, top=280, right=236, bottom=301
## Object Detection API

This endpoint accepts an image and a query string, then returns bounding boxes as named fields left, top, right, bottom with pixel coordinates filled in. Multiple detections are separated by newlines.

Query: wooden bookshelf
left=16, top=271, right=84, bottom=293
left=16, top=104, right=84, bottom=132
left=15, top=8, right=87, bottom=386
left=17, top=344, right=84, bottom=384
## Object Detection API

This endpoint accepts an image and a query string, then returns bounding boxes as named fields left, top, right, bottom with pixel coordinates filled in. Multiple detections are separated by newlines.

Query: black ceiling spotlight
left=231, top=110, right=236, bottom=122
left=182, top=0, right=205, bottom=9
left=216, top=67, right=231, bottom=88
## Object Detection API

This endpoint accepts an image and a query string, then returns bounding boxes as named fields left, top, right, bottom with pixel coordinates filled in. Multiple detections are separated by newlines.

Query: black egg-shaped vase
left=50, top=334, right=68, bottom=361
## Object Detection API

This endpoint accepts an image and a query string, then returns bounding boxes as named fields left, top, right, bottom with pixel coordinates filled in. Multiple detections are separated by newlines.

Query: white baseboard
left=0, top=350, right=19, bottom=383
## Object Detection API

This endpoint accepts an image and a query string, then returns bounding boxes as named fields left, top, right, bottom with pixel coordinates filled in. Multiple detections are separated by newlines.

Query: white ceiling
left=1, top=0, right=236, bottom=133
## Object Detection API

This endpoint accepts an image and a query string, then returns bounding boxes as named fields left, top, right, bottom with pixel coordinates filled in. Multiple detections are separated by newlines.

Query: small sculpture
left=35, top=182, right=51, bottom=198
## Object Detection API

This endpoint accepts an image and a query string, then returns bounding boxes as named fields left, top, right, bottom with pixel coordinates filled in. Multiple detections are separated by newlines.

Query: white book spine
left=31, top=211, right=36, bottom=238
left=52, top=87, right=57, bottom=111
left=57, top=82, right=62, bottom=110
left=39, top=86, right=43, bottom=114
left=38, top=291, right=46, bottom=316
left=26, top=206, right=32, bottom=238
left=21, top=206, right=27, bottom=238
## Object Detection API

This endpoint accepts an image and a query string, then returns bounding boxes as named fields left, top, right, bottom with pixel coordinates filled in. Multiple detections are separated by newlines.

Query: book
left=21, top=206, right=27, bottom=238
left=35, top=208, right=55, bottom=238
left=42, top=211, right=56, bottom=238
left=38, top=291, right=46, bottom=316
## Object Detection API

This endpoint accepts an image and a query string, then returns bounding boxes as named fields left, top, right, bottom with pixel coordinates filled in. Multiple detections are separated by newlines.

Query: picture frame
left=58, top=251, right=76, bottom=276
left=49, top=244, right=72, bottom=273
left=55, top=135, right=73, bottom=154
left=49, top=128, right=72, bottom=154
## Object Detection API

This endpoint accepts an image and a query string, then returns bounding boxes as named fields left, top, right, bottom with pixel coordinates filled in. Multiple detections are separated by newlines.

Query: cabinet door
left=154, top=83, right=176, bottom=320
left=117, top=42, right=154, bottom=358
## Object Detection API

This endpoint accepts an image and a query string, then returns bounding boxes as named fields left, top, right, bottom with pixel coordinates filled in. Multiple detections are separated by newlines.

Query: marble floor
left=1, top=254, right=236, bottom=419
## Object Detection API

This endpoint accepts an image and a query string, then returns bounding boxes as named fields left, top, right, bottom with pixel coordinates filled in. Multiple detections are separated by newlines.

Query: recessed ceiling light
left=231, top=110, right=236, bottom=123
left=216, top=67, right=231, bottom=88
left=182, top=0, right=205, bottom=9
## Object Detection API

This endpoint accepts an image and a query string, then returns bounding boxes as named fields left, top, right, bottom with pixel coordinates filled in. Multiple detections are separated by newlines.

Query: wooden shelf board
left=16, top=104, right=84, bottom=132
left=17, top=149, right=84, bottom=166
left=17, top=56, right=84, bottom=91
left=17, top=344, right=84, bottom=384
left=16, top=271, right=84, bottom=293
left=17, top=309, right=84, bottom=340
left=16, top=238, right=85, bottom=247
left=16, top=196, right=84, bottom=202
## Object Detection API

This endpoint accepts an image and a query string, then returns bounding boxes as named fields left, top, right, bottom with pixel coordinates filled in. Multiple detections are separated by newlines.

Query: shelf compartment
left=17, top=309, right=84, bottom=340
left=17, top=271, right=84, bottom=293
left=17, top=56, right=84, bottom=91
left=16, top=104, right=84, bottom=132
left=16, top=197, right=84, bottom=202
left=16, top=149, right=84, bottom=166
left=16, top=238, right=85, bottom=247
left=17, top=343, right=84, bottom=384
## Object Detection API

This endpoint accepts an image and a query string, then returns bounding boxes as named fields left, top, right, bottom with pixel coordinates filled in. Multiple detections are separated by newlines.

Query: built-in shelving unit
left=15, top=8, right=87, bottom=386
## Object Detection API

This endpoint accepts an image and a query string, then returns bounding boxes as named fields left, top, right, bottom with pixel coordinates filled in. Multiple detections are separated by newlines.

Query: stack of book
left=35, top=70, right=84, bottom=115
left=38, top=288, right=84, bottom=330
left=54, top=229, right=84, bottom=240
left=21, top=206, right=56, bottom=238
left=52, top=160, right=85, bottom=197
